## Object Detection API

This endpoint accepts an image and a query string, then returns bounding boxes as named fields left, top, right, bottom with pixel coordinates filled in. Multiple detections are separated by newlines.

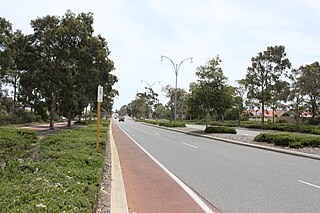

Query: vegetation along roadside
left=0, top=121, right=109, bottom=212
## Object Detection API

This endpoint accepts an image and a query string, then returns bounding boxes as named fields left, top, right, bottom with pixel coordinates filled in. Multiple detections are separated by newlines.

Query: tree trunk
left=85, top=106, right=87, bottom=121
left=13, top=76, right=17, bottom=115
left=50, top=92, right=55, bottom=130
left=205, top=110, right=210, bottom=128
left=67, top=118, right=72, bottom=127
left=272, top=108, right=275, bottom=124
left=261, top=101, right=265, bottom=125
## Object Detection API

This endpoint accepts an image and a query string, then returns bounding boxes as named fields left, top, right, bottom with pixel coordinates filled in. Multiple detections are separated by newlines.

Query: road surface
left=116, top=119, right=320, bottom=213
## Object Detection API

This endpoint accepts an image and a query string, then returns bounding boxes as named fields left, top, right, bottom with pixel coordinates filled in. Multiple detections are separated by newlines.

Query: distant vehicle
left=119, top=116, right=125, bottom=122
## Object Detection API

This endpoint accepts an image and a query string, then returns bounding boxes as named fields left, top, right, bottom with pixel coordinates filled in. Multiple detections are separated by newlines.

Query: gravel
left=96, top=131, right=111, bottom=213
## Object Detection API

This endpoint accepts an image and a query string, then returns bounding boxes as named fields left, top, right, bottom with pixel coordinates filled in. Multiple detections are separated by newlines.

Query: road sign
left=97, top=85, right=103, bottom=102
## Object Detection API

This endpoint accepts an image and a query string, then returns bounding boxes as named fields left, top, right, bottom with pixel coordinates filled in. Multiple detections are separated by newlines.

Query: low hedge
left=204, top=126, right=237, bottom=134
left=158, top=122, right=186, bottom=127
left=209, top=121, right=320, bottom=136
left=254, top=133, right=320, bottom=148
left=137, top=119, right=186, bottom=127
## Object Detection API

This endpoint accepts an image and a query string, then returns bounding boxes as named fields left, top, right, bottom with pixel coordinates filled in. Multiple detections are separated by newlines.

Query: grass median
left=0, top=122, right=108, bottom=212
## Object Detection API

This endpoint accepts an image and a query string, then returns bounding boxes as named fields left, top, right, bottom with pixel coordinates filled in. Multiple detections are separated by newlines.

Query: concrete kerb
left=140, top=122, right=320, bottom=161
left=110, top=123, right=129, bottom=213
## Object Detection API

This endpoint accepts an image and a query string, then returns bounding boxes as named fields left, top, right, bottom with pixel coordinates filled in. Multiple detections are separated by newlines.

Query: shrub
left=276, top=119, right=288, bottom=124
left=254, top=133, right=320, bottom=148
left=204, top=126, right=237, bottom=134
left=159, top=122, right=186, bottom=127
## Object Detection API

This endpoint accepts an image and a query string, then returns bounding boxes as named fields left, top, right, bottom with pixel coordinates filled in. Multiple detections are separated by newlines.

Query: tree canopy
left=0, top=11, right=117, bottom=128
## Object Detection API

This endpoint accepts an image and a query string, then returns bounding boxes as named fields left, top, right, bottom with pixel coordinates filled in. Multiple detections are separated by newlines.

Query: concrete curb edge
left=110, top=123, right=129, bottom=213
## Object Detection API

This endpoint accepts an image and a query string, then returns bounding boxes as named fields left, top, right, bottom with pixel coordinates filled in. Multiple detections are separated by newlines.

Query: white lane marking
left=155, top=132, right=161, bottom=136
left=183, top=143, right=198, bottom=149
left=117, top=125, right=214, bottom=213
left=240, top=134, right=249, bottom=136
left=298, top=180, right=320, bottom=189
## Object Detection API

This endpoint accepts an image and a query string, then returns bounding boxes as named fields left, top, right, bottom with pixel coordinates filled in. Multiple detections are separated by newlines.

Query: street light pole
left=161, top=55, right=193, bottom=121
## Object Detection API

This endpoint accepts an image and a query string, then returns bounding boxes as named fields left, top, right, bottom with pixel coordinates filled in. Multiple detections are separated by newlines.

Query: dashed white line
left=183, top=143, right=198, bottom=149
left=298, top=180, right=320, bottom=189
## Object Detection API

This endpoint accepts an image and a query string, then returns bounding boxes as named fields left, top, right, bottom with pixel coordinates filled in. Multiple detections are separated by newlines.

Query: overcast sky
left=2, top=0, right=320, bottom=110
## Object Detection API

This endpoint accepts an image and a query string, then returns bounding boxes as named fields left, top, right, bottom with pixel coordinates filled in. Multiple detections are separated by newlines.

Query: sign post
left=96, top=85, right=103, bottom=153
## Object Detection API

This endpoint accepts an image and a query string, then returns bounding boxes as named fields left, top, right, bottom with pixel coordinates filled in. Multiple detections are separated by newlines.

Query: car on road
left=119, top=116, right=125, bottom=122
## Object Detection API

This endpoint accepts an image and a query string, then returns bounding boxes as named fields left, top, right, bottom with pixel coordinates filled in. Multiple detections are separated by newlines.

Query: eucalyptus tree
left=0, top=17, right=12, bottom=77
left=288, top=68, right=304, bottom=125
left=153, top=103, right=170, bottom=119
left=56, top=12, right=115, bottom=126
left=28, top=14, right=64, bottom=129
left=126, top=92, right=149, bottom=119
left=299, top=62, right=320, bottom=123
left=0, top=17, right=13, bottom=107
left=3, top=30, right=32, bottom=114
left=185, top=82, right=205, bottom=120
left=189, top=56, right=230, bottom=127
left=245, top=45, right=291, bottom=124
left=268, top=80, right=290, bottom=123
left=234, top=79, right=246, bottom=125
left=162, top=85, right=186, bottom=120
left=27, top=11, right=115, bottom=128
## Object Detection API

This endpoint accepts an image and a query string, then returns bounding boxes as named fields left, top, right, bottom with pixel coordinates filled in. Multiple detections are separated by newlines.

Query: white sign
left=97, top=85, right=103, bottom=102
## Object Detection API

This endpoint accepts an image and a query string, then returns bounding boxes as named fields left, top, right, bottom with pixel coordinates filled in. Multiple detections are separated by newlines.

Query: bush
left=254, top=133, right=320, bottom=148
left=204, top=126, right=237, bottom=134
left=275, top=119, right=288, bottom=124
left=159, top=122, right=186, bottom=127
left=0, top=112, right=43, bottom=125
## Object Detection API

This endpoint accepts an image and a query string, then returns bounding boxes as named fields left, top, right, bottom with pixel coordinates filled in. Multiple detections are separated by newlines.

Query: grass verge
left=0, top=122, right=108, bottom=212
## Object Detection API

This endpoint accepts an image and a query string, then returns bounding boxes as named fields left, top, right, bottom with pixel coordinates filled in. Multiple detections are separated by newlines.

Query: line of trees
left=0, top=10, right=117, bottom=129
left=122, top=45, right=320, bottom=126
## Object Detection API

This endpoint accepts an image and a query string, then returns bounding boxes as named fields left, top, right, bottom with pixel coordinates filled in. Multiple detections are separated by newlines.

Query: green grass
left=0, top=122, right=108, bottom=212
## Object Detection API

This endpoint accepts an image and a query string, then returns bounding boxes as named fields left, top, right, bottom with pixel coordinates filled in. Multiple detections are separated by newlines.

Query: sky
left=1, top=0, right=320, bottom=110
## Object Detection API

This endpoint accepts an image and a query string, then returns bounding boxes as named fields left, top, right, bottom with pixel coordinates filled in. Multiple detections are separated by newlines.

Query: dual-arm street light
left=161, top=55, right=193, bottom=121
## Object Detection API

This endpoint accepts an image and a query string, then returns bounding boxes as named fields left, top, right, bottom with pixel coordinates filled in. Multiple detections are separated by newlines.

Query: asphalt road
left=116, top=119, right=320, bottom=213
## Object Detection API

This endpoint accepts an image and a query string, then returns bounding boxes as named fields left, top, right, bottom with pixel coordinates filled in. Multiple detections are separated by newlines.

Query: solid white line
left=298, top=180, right=320, bottom=189
left=183, top=143, right=198, bottom=149
left=117, top=124, right=214, bottom=213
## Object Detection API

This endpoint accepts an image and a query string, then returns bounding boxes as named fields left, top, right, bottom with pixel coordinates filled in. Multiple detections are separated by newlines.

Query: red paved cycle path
left=112, top=123, right=213, bottom=213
